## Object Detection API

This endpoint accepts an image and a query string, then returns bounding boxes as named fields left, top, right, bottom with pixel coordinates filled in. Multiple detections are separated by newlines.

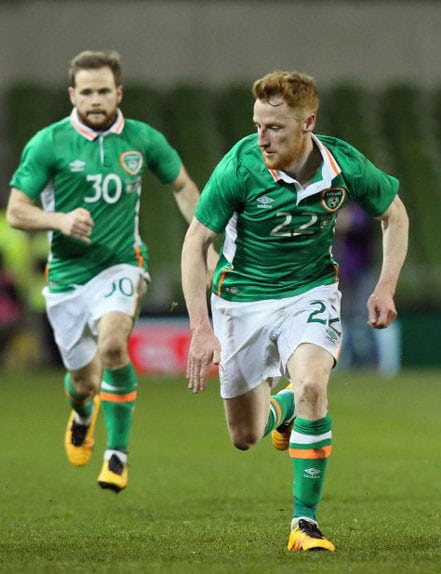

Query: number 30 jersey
left=195, top=133, right=399, bottom=302
left=10, top=109, right=182, bottom=292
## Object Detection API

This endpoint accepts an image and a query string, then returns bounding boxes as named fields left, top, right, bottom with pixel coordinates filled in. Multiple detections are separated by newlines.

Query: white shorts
left=43, top=264, right=149, bottom=370
left=211, top=284, right=342, bottom=399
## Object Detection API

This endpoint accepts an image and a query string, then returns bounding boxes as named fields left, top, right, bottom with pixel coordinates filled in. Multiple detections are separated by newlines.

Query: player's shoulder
left=314, top=134, right=365, bottom=165
left=222, top=134, right=262, bottom=171
left=21, top=117, right=71, bottom=156
left=316, top=134, right=365, bottom=160
left=316, top=133, right=368, bottom=174
left=29, top=116, right=71, bottom=141
left=229, top=133, right=259, bottom=157
left=123, top=117, right=162, bottom=136
left=122, top=117, right=171, bottom=148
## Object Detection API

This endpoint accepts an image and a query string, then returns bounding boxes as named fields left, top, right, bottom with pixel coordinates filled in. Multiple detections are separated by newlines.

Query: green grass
left=1, top=369, right=441, bottom=573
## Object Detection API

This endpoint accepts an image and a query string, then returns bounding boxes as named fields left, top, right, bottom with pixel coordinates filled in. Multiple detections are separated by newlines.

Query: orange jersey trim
left=270, top=397, right=283, bottom=427
left=289, top=445, right=332, bottom=459
left=135, top=246, right=144, bottom=268
left=322, top=145, right=340, bottom=176
left=100, top=391, right=137, bottom=403
left=269, top=169, right=279, bottom=181
left=216, top=268, right=230, bottom=296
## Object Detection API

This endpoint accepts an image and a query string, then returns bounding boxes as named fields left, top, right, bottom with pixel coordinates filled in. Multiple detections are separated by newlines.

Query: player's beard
left=261, top=135, right=309, bottom=172
left=79, top=109, right=117, bottom=131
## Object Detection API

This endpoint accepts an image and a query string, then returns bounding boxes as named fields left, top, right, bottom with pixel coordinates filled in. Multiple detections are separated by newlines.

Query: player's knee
left=301, top=379, right=323, bottom=402
left=296, top=377, right=328, bottom=415
left=98, top=334, right=127, bottom=368
left=230, top=428, right=260, bottom=451
left=70, top=373, right=100, bottom=396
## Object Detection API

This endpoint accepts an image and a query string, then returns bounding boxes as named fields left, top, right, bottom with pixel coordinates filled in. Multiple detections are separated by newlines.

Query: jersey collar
left=268, top=134, right=342, bottom=204
left=70, top=108, right=125, bottom=141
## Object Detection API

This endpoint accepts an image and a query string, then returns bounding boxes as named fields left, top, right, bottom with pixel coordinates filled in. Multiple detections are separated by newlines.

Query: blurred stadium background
left=0, top=0, right=441, bottom=372
left=2, top=3, right=441, bottom=572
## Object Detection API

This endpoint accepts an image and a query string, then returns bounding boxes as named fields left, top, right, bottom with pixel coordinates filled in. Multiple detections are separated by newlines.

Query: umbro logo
left=257, top=195, right=274, bottom=209
left=304, top=467, right=321, bottom=478
left=69, top=160, right=86, bottom=172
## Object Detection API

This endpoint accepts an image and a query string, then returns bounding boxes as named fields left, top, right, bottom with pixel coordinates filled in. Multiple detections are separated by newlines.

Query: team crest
left=321, top=187, right=346, bottom=212
left=120, top=151, right=143, bottom=175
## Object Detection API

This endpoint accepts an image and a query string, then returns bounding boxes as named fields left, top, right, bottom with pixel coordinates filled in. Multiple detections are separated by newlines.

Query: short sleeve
left=195, top=156, right=244, bottom=233
left=348, top=156, right=399, bottom=217
left=9, top=129, right=55, bottom=198
left=144, top=127, right=182, bottom=184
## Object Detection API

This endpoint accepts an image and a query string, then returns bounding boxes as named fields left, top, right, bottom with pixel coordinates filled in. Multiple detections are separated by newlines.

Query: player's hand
left=367, top=287, right=397, bottom=329
left=186, top=327, right=221, bottom=393
left=60, top=208, right=94, bottom=243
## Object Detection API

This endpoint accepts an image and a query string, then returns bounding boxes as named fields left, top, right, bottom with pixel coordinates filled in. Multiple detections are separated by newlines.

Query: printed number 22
left=307, top=300, right=341, bottom=335
left=270, top=211, right=318, bottom=237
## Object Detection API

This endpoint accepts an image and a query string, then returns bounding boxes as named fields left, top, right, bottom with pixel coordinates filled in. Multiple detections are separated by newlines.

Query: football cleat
left=271, top=382, right=295, bottom=451
left=64, top=395, right=100, bottom=467
left=97, top=454, right=128, bottom=493
left=287, top=518, right=335, bottom=552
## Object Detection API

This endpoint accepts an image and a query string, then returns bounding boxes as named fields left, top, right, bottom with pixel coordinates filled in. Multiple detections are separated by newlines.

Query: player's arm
left=171, top=165, right=218, bottom=281
left=367, top=194, right=409, bottom=328
left=7, top=187, right=94, bottom=244
left=181, top=217, right=221, bottom=393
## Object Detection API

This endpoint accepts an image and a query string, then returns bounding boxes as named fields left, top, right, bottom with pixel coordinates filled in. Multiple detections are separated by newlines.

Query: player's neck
left=285, top=139, right=322, bottom=185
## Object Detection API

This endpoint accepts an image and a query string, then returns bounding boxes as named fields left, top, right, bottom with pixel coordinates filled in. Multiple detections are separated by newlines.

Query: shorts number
left=104, top=276, right=135, bottom=298
left=85, top=174, right=123, bottom=204
left=307, top=300, right=341, bottom=335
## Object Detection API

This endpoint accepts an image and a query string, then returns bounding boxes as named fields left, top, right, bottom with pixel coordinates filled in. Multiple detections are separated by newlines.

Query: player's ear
left=68, top=86, right=76, bottom=107
left=67, top=86, right=77, bottom=107
left=116, top=85, right=123, bottom=104
left=304, top=113, right=316, bottom=133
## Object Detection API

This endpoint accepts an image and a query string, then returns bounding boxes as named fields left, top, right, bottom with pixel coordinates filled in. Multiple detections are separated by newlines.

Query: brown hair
left=252, top=71, right=319, bottom=116
left=69, top=50, right=122, bottom=86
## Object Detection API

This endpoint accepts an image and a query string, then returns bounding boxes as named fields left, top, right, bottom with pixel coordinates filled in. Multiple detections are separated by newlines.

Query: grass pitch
left=1, top=368, right=440, bottom=573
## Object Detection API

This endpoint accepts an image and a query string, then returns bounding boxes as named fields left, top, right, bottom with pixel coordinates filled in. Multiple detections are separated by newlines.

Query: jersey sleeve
left=348, top=156, right=399, bottom=217
left=144, top=126, right=182, bottom=184
left=9, top=129, right=55, bottom=199
left=195, top=156, right=245, bottom=234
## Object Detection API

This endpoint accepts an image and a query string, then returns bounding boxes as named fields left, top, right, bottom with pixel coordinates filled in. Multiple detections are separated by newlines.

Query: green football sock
left=289, top=415, right=332, bottom=522
left=64, top=372, right=94, bottom=418
left=101, top=363, right=138, bottom=453
left=264, top=384, right=295, bottom=436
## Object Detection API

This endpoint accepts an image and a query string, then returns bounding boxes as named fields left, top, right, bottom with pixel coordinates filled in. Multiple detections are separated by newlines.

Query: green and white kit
left=196, top=133, right=399, bottom=302
left=10, top=108, right=182, bottom=292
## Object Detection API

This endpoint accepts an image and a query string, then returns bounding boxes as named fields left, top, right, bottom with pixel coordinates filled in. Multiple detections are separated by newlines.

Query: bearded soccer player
left=181, top=71, right=408, bottom=551
left=7, top=50, right=217, bottom=493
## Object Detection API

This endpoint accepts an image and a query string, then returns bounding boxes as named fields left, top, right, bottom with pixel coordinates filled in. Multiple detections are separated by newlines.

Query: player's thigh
left=211, top=295, right=281, bottom=398
left=288, top=343, right=334, bottom=385
left=97, top=310, right=133, bottom=346
left=223, top=380, right=272, bottom=445
left=43, top=287, right=97, bottom=370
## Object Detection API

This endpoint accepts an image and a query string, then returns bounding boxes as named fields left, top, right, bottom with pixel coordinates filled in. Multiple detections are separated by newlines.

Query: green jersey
left=196, top=133, right=399, bottom=302
left=10, top=109, right=181, bottom=292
